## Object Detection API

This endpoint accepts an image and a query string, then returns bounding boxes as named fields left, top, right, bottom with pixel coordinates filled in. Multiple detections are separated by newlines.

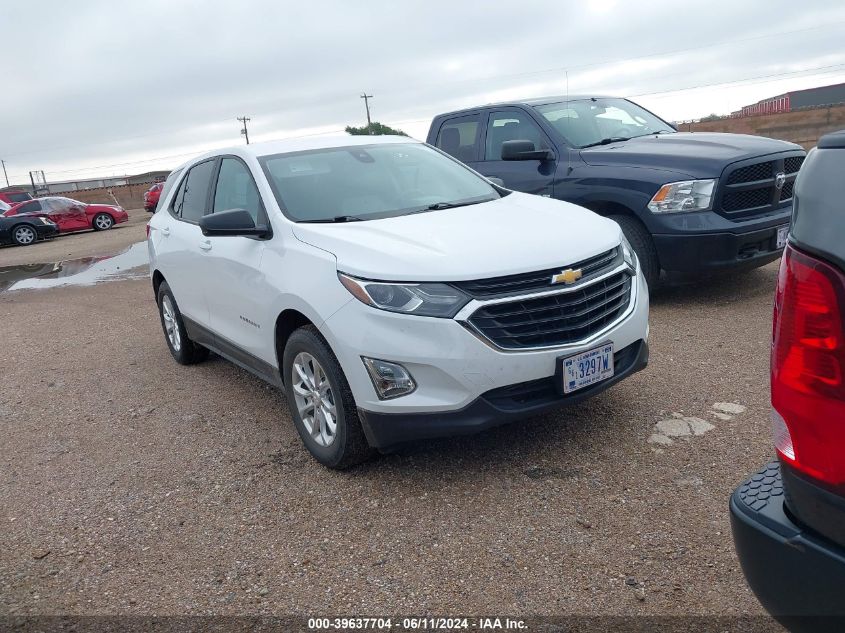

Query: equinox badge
left=551, top=268, right=583, bottom=285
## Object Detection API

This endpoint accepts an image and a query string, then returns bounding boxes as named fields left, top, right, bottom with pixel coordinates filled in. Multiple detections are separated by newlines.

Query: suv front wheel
left=282, top=326, right=373, bottom=469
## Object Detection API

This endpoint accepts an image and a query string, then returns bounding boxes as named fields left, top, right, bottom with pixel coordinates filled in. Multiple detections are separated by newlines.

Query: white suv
left=147, top=135, right=649, bottom=468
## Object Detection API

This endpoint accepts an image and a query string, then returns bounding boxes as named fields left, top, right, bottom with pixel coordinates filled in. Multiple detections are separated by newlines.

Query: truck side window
left=485, top=111, right=549, bottom=161
left=435, top=117, right=480, bottom=163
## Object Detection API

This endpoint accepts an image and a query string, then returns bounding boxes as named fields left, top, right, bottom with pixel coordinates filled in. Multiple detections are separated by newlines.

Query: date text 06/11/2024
left=307, top=617, right=528, bottom=630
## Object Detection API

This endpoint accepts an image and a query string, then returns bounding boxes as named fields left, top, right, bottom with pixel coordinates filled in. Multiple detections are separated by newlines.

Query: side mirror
left=486, top=177, right=505, bottom=187
left=199, top=208, right=270, bottom=238
left=501, top=139, right=554, bottom=161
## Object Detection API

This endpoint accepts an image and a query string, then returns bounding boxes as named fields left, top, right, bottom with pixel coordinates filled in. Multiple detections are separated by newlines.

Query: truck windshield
left=534, top=98, right=675, bottom=149
left=259, top=143, right=500, bottom=222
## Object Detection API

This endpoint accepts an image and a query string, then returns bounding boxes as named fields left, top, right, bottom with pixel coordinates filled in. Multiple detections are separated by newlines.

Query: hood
left=580, top=132, right=803, bottom=178
left=291, top=192, right=621, bottom=282
left=87, top=203, right=123, bottom=212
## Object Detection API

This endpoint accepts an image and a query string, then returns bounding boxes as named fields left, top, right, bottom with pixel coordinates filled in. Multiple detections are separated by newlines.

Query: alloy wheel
left=291, top=352, right=338, bottom=447
left=161, top=295, right=181, bottom=352
left=14, top=226, right=36, bottom=245
left=95, top=214, right=113, bottom=230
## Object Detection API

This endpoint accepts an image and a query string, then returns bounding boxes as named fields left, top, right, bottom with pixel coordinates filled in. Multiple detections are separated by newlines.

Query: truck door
left=474, top=109, right=556, bottom=197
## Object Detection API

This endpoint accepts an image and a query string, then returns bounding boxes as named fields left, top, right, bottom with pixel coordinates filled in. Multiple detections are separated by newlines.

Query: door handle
left=199, top=240, right=212, bottom=251
left=160, top=227, right=170, bottom=237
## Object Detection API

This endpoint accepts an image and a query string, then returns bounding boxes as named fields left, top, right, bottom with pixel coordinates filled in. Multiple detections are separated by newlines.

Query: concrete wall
left=39, top=182, right=152, bottom=210
left=682, top=104, right=845, bottom=150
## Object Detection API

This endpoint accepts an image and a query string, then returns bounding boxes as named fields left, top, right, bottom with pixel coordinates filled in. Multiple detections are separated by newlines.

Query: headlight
left=40, top=217, right=55, bottom=225
left=620, top=234, right=637, bottom=269
left=648, top=179, right=716, bottom=214
left=338, top=273, right=470, bottom=318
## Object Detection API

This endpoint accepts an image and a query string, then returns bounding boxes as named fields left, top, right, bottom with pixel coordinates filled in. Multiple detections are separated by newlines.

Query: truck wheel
left=609, top=215, right=660, bottom=287
left=156, top=282, right=209, bottom=365
left=282, top=326, right=374, bottom=469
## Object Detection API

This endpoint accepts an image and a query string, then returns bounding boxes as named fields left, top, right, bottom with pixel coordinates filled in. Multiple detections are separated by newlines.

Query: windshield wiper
left=424, top=198, right=494, bottom=211
left=580, top=136, right=630, bottom=148
left=299, top=215, right=365, bottom=223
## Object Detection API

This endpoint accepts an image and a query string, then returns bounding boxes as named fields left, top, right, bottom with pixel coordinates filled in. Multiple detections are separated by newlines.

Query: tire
left=156, top=281, right=209, bottom=365
left=92, top=213, right=114, bottom=231
left=609, top=214, right=660, bottom=287
left=282, top=326, right=374, bottom=469
left=11, top=224, right=37, bottom=246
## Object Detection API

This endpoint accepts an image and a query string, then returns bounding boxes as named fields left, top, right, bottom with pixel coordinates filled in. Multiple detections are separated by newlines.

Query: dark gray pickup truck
left=731, top=129, right=845, bottom=632
left=427, top=96, right=806, bottom=285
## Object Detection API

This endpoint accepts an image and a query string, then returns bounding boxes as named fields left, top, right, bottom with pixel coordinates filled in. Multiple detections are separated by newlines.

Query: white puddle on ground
left=0, top=241, right=149, bottom=293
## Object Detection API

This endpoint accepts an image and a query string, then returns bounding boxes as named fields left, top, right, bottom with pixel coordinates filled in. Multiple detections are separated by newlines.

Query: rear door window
left=171, top=161, right=215, bottom=223
left=16, top=200, right=42, bottom=214
left=435, top=116, right=481, bottom=163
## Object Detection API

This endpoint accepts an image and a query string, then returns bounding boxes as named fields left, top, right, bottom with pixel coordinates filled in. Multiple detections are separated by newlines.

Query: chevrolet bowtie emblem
left=551, top=268, right=583, bottom=285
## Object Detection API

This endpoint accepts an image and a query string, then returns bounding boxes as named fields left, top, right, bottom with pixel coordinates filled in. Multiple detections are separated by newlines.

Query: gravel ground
left=0, top=261, right=782, bottom=620
left=0, top=208, right=149, bottom=267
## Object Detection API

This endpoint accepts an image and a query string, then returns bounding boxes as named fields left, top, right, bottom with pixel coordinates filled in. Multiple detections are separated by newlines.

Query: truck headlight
left=338, top=273, right=470, bottom=318
left=648, top=179, right=716, bottom=214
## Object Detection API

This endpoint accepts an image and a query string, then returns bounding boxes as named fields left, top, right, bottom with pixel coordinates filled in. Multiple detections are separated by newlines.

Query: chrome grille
left=467, top=271, right=632, bottom=349
left=453, top=248, right=619, bottom=298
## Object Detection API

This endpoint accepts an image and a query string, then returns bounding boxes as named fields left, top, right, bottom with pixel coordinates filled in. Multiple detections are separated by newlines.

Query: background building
left=732, top=82, right=845, bottom=117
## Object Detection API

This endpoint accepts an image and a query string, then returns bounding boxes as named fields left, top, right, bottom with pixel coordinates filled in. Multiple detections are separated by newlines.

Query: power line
left=237, top=116, right=251, bottom=144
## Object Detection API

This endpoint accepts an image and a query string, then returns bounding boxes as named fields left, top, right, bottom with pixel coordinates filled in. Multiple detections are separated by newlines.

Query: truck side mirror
left=501, top=140, right=554, bottom=161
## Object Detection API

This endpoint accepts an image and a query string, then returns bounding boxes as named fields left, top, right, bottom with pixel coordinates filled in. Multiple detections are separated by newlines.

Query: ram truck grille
left=717, top=153, right=804, bottom=220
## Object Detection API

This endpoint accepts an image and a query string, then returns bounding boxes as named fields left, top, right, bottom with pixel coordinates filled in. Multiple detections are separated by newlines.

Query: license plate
left=776, top=225, right=789, bottom=249
left=562, top=344, right=614, bottom=394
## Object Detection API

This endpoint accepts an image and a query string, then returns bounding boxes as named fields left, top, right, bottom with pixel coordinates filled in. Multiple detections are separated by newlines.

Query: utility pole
left=1, top=160, right=8, bottom=187
left=360, top=93, right=373, bottom=133
left=237, top=116, right=251, bottom=144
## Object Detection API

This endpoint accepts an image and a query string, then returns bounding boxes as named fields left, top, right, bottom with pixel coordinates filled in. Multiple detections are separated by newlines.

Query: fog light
left=362, top=357, right=416, bottom=400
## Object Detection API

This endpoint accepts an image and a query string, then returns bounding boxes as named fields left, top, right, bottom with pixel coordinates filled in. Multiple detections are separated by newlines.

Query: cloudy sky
left=1, top=0, right=844, bottom=184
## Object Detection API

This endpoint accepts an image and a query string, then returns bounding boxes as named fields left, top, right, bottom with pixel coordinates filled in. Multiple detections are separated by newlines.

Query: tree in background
left=345, top=122, right=406, bottom=136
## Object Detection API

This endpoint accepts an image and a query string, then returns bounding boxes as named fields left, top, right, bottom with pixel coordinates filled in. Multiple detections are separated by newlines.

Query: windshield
left=6, top=192, right=32, bottom=203
left=534, top=98, right=675, bottom=148
left=259, top=143, right=499, bottom=222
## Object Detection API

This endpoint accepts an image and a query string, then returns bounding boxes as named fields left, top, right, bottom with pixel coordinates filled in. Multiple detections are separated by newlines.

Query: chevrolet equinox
left=147, top=136, right=650, bottom=468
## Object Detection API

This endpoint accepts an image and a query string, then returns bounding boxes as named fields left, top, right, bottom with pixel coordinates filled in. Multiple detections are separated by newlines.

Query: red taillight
left=772, top=244, right=845, bottom=488
left=146, top=223, right=151, bottom=239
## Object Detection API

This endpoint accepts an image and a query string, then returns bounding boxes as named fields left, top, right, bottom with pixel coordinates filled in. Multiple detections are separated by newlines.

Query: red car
left=3, top=196, right=128, bottom=233
left=144, top=182, right=163, bottom=212
left=0, top=190, right=33, bottom=206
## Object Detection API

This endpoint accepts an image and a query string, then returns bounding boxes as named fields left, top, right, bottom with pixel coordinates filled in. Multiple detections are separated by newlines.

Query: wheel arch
left=152, top=269, right=166, bottom=298
left=274, top=309, right=315, bottom=385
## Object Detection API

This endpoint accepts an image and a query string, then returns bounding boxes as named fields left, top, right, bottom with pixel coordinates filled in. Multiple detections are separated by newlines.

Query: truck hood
left=580, top=132, right=803, bottom=178
left=291, top=192, right=621, bottom=282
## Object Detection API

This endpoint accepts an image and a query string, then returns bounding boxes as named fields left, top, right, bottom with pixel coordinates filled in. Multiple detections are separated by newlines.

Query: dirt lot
left=0, top=254, right=782, bottom=624
left=0, top=208, right=149, bottom=267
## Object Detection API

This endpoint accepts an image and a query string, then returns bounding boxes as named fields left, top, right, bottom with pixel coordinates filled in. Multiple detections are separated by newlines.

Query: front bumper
left=730, top=461, right=845, bottom=632
left=359, top=339, right=647, bottom=448
left=645, top=204, right=791, bottom=274
left=36, top=223, right=60, bottom=239
left=320, top=267, right=649, bottom=444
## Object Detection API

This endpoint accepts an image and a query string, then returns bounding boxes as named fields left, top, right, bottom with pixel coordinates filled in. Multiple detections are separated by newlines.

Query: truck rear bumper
left=730, top=460, right=845, bottom=633
left=654, top=223, right=786, bottom=274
